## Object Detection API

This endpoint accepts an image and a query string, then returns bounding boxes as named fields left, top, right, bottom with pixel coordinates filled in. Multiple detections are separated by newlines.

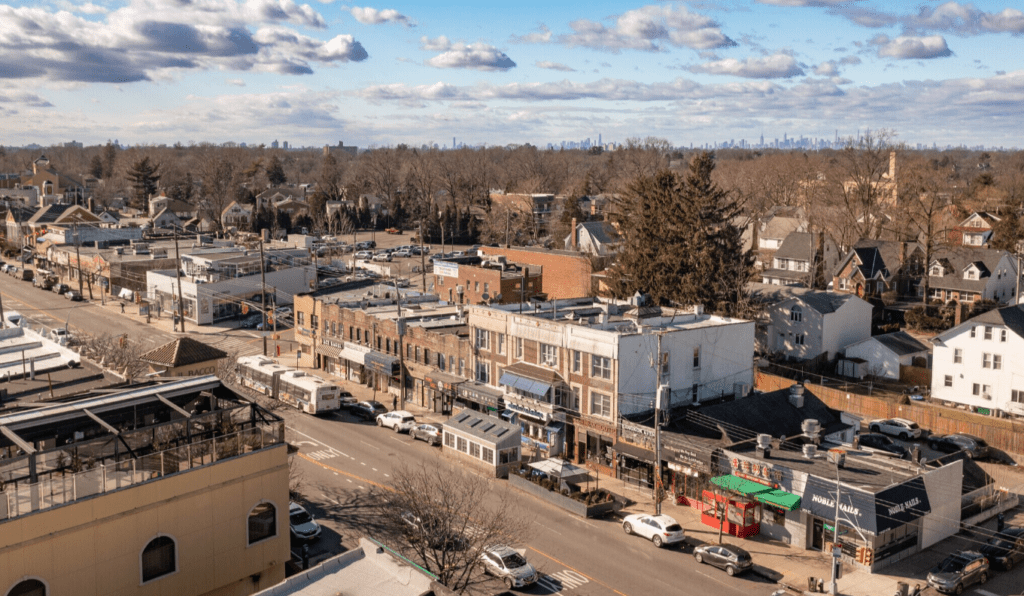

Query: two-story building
left=833, top=239, right=924, bottom=298
left=221, top=200, right=253, bottom=230
left=931, top=304, right=1024, bottom=417
left=760, top=231, right=840, bottom=288
left=924, top=246, right=1018, bottom=305
left=433, top=256, right=544, bottom=305
left=949, top=211, right=1000, bottom=247
left=751, top=285, right=873, bottom=361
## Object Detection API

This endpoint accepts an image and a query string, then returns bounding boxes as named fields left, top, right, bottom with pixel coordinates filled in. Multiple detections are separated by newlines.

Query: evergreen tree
left=608, top=152, right=753, bottom=313
left=126, top=157, right=160, bottom=211
left=266, top=155, right=287, bottom=186
left=89, top=155, right=103, bottom=179
left=102, top=141, right=117, bottom=178
left=989, top=213, right=1024, bottom=252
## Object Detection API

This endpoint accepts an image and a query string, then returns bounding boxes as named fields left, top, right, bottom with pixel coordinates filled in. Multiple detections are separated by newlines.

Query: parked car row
left=927, top=528, right=1024, bottom=594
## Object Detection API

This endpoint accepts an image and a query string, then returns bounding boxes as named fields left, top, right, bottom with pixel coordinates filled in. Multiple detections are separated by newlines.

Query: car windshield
left=907, top=422, right=920, bottom=429
left=937, top=558, right=966, bottom=573
left=291, top=510, right=313, bottom=524
left=400, top=416, right=415, bottom=423
left=986, top=539, right=1013, bottom=550
left=665, top=523, right=683, bottom=532
left=501, top=553, right=527, bottom=568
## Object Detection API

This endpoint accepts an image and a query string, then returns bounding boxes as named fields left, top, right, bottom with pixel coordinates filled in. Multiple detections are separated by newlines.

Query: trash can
left=895, top=581, right=909, bottom=596
left=808, top=576, right=817, bottom=592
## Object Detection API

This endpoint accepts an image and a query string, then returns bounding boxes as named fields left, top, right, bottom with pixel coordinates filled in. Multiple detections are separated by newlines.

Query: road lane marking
left=528, top=546, right=631, bottom=596
left=976, top=591, right=1000, bottom=596
left=296, top=452, right=388, bottom=490
left=360, top=441, right=381, bottom=451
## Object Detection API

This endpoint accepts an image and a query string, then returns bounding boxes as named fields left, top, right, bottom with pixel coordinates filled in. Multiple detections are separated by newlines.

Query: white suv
left=376, top=410, right=416, bottom=433
left=355, top=250, right=373, bottom=260
left=869, top=418, right=922, bottom=440
left=480, top=545, right=539, bottom=589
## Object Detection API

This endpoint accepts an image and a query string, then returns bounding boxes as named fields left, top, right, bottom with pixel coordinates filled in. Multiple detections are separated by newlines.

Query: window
left=406, top=344, right=412, bottom=358
left=984, top=326, right=993, bottom=340
left=141, top=536, right=177, bottom=583
left=6, top=580, right=46, bottom=596
left=1012, top=390, right=1024, bottom=404
left=954, top=348, right=963, bottom=363
left=692, top=384, right=699, bottom=402
left=994, top=354, right=1002, bottom=370
left=469, top=442, right=481, bottom=459
left=571, top=386, right=581, bottom=410
left=444, top=431, right=455, bottom=448
left=297, top=312, right=304, bottom=326
left=475, top=328, right=490, bottom=350
left=449, top=355, right=456, bottom=373
left=484, top=282, right=489, bottom=294
left=498, top=447, right=518, bottom=464
left=572, top=350, right=581, bottom=373
left=248, top=502, right=277, bottom=545
left=971, top=326, right=977, bottom=338
left=540, top=343, right=557, bottom=367
left=790, top=305, right=802, bottom=322
left=310, top=315, right=318, bottom=330
left=356, top=328, right=361, bottom=342
left=438, top=353, right=446, bottom=370
left=459, top=358, right=465, bottom=376
left=457, top=436, right=467, bottom=452
left=693, top=346, right=701, bottom=368
left=515, top=337, right=523, bottom=359
left=944, top=375, right=953, bottom=387
left=497, top=333, right=505, bottom=355
left=481, top=446, right=494, bottom=463
left=591, top=355, right=611, bottom=379
left=983, top=353, right=992, bottom=368
left=415, top=346, right=421, bottom=362
left=794, top=334, right=805, bottom=345
left=386, top=338, right=391, bottom=353
left=1001, top=329, right=1007, bottom=342
left=476, top=361, right=490, bottom=383
left=590, top=392, right=611, bottom=417
left=973, top=383, right=981, bottom=396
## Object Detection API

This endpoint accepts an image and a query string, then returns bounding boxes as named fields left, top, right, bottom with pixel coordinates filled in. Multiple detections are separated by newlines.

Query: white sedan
left=622, top=514, right=686, bottom=548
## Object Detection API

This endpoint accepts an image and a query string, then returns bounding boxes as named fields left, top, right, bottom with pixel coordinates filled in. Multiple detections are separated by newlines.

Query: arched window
left=790, top=305, right=802, bottom=322
left=141, top=535, right=177, bottom=583
left=248, top=501, right=277, bottom=545
left=6, top=579, right=46, bottom=596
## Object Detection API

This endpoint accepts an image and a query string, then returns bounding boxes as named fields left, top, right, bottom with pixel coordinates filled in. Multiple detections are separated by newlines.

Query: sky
left=1, top=0, right=1023, bottom=149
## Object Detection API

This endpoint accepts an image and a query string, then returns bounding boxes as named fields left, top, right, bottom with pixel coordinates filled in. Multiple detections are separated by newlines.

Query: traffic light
left=241, top=303, right=249, bottom=315
left=862, top=549, right=873, bottom=566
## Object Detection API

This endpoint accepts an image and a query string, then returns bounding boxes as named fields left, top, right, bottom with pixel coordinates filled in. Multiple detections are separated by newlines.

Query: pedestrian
left=392, top=396, right=398, bottom=411
left=120, top=302, right=125, bottom=314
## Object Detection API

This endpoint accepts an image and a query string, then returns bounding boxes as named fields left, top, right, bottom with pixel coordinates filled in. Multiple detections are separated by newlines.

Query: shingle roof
left=927, top=246, right=1010, bottom=293
left=139, top=337, right=228, bottom=367
left=773, top=231, right=815, bottom=261
left=871, top=331, right=930, bottom=356
left=579, top=221, right=620, bottom=245
left=27, top=203, right=74, bottom=225
left=748, top=283, right=863, bottom=314
left=969, top=304, right=1024, bottom=339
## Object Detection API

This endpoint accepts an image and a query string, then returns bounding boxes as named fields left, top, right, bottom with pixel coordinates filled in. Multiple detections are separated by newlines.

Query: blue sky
left=1, top=0, right=1022, bottom=148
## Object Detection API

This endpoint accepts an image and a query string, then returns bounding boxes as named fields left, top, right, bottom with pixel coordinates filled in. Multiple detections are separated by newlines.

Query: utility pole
left=259, top=239, right=268, bottom=356
left=505, top=207, right=511, bottom=248
left=0, top=288, right=5, bottom=328
left=419, top=222, right=427, bottom=291
left=73, top=224, right=84, bottom=296
left=830, top=457, right=842, bottom=596
left=654, top=332, right=664, bottom=515
left=394, top=278, right=406, bottom=408
left=272, top=286, right=278, bottom=358
left=173, top=232, right=186, bottom=333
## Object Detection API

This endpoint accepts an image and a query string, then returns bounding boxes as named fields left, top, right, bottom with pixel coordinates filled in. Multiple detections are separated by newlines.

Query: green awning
left=710, top=475, right=773, bottom=496
left=755, top=489, right=802, bottom=511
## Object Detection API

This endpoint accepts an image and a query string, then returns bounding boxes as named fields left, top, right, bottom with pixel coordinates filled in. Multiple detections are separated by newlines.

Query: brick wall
left=479, top=246, right=592, bottom=299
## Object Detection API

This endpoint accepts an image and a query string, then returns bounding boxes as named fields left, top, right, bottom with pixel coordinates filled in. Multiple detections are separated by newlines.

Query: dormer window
left=966, top=269, right=977, bottom=280
left=930, top=265, right=943, bottom=277
left=790, top=305, right=802, bottom=322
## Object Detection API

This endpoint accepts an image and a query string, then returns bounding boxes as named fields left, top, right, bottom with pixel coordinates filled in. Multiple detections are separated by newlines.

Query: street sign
left=833, top=546, right=842, bottom=558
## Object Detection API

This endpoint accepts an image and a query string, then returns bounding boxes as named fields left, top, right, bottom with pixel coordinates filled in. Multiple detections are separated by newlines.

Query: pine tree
left=89, top=155, right=103, bottom=179
left=608, top=152, right=753, bottom=313
left=266, top=155, right=287, bottom=186
left=126, top=157, right=160, bottom=211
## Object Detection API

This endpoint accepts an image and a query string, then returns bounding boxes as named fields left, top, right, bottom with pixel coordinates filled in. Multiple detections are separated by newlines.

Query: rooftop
left=139, top=336, right=228, bottom=368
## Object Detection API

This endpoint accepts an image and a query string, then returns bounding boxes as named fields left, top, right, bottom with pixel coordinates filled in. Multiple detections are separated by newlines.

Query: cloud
left=420, top=35, right=452, bottom=51
left=756, top=0, right=857, bottom=6
left=559, top=4, right=735, bottom=52
left=828, top=6, right=898, bottom=28
left=0, top=90, right=54, bottom=107
left=689, top=54, right=804, bottom=78
left=825, top=2, right=1024, bottom=36
left=226, top=78, right=246, bottom=86
left=57, top=1, right=108, bottom=15
left=0, top=1, right=363, bottom=84
left=535, top=61, right=575, bottom=72
left=426, top=42, right=516, bottom=71
left=871, top=35, right=953, bottom=60
left=349, top=7, right=413, bottom=26
left=510, top=24, right=552, bottom=44
left=813, top=61, right=838, bottom=76
left=839, top=55, right=861, bottom=65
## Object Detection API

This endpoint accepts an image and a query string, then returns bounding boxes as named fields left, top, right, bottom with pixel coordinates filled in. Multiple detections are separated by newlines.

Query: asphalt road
left=283, top=406, right=779, bottom=596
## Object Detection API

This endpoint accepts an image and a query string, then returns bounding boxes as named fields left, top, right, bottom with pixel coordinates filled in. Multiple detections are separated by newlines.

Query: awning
left=615, top=441, right=657, bottom=464
left=711, top=475, right=774, bottom=496
left=499, top=371, right=551, bottom=398
left=316, top=343, right=343, bottom=359
left=425, top=370, right=466, bottom=392
left=365, top=351, right=399, bottom=376
left=339, top=346, right=368, bottom=364
left=755, top=489, right=801, bottom=511
left=458, top=382, right=503, bottom=408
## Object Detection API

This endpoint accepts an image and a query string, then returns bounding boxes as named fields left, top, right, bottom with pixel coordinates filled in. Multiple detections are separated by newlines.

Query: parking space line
left=528, top=545, right=631, bottom=596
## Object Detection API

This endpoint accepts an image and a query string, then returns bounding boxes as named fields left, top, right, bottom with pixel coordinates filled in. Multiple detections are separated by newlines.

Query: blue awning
left=364, top=351, right=399, bottom=376
left=500, top=371, right=550, bottom=398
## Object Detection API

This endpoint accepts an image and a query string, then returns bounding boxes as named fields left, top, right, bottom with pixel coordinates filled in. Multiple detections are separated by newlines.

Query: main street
left=281, top=406, right=779, bottom=596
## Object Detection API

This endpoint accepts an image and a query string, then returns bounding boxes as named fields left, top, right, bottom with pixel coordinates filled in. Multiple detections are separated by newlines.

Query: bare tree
left=815, top=130, right=899, bottom=244
left=371, top=460, right=531, bottom=593
left=78, top=332, right=147, bottom=381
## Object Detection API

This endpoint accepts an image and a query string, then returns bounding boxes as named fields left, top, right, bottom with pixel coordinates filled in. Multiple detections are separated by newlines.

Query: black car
left=929, top=434, right=990, bottom=459
left=351, top=400, right=388, bottom=420
left=857, top=433, right=909, bottom=457
left=979, top=528, right=1024, bottom=571
left=693, top=544, right=754, bottom=576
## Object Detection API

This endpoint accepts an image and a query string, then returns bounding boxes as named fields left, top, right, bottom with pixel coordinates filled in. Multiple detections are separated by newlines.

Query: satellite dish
left=482, top=293, right=490, bottom=302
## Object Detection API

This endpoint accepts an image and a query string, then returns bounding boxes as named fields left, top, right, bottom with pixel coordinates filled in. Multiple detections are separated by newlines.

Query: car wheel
left=1005, top=559, right=1014, bottom=571
left=377, top=419, right=383, bottom=426
left=504, top=577, right=514, bottom=590
left=652, top=535, right=663, bottom=548
left=726, top=566, right=737, bottom=577
left=394, top=424, right=401, bottom=433
left=623, top=522, right=633, bottom=535
left=979, top=572, right=987, bottom=584
left=954, top=583, right=963, bottom=595
left=899, top=432, right=909, bottom=440
left=695, top=553, right=704, bottom=564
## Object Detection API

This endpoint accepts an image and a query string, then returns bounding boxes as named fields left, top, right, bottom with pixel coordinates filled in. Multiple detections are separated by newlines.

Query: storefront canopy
left=755, top=489, right=801, bottom=511
left=499, top=371, right=551, bottom=398
left=528, top=458, right=589, bottom=482
left=711, top=475, right=773, bottom=496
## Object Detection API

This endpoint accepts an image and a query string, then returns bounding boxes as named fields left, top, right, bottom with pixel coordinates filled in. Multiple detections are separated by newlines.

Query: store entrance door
left=812, top=518, right=824, bottom=550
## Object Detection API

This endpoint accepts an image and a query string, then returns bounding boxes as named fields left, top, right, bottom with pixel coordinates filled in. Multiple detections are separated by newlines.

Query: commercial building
left=0, top=376, right=289, bottom=596
left=433, top=255, right=543, bottom=305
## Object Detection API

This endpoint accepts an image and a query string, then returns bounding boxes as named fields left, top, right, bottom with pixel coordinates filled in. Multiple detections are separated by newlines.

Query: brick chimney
left=571, top=217, right=578, bottom=249
left=954, top=300, right=963, bottom=327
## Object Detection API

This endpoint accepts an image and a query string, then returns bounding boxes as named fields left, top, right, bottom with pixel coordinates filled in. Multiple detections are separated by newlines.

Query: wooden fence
left=756, top=371, right=1024, bottom=455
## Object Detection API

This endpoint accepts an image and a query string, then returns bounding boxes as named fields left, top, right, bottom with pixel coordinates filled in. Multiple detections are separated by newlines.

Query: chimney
left=954, top=300, right=963, bottom=327
left=889, top=151, right=896, bottom=180
left=788, top=383, right=805, bottom=408
left=571, top=217, right=578, bottom=249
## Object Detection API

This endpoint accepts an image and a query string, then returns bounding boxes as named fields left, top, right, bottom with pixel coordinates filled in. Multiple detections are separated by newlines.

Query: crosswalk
left=537, top=569, right=591, bottom=592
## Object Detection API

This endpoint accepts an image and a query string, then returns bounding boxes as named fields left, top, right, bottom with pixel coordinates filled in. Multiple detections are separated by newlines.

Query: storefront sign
left=434, top=262, right=459, bottom=278
left=726, top=456, right=784, bottom=485
left=619, top=419, right=656, bottom=450
left=801, top=476, right=930, bottom=535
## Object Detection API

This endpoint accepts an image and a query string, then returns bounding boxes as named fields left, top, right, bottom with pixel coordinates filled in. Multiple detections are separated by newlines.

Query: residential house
left=13, top=155, right=86, bottom=203
left=832, top=239, right=924, bottom=297
left=148, top=194, right=197, bottom=219
left=274, top=197, right=309, bottom=220
left=760, top=231, right=840, bottom=288
left=255, top=186, right=306, bottom=211
left=924, top=246, right=1018, bottom=305
left=751, top=284, right=873, bottom=361
left=564, top=220, right=621, bottom=256
left=490, top=192, right=558, bottom=236
left=949, top=211, right=1000, bottom=247
left=747, top=206, right=808, bottom=269
left=24, top=203, right=103, bottom=245
left=97, top=210, right=120, bottom=225
left=151, top=207, right=183, bottom=230
left=931, top=304, right=1024, bottom=417
left=843, top=331, right=930, bottom=380
left=221, top=200, right=253, bottom=230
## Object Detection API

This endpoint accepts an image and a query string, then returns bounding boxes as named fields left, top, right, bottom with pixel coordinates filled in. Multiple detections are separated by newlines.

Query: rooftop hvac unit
left=802, top=444, right=818, bottom=459
left=802, top=418, right=821, bottom=437
left=789, top=383, right=805, bottom=408
left=756, top=434, right=772, bottom=450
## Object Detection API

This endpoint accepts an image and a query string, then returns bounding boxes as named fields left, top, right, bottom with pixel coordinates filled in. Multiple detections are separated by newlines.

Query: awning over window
left=755, top=489, right=801, bottom=511
left=499, top=371, right=551, bottom=398
left=365, top=351, right=399, bottom=376
left=425, top=370, right=466, bottom=392
left=710, top=475, right=773, bottom=496
left=457, top=382, right=503, bottom=408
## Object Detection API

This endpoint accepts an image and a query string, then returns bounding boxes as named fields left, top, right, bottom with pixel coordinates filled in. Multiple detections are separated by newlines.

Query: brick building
left=476, top=245, right=594, bottom=299
left=434, top=256, right=543, bottom=305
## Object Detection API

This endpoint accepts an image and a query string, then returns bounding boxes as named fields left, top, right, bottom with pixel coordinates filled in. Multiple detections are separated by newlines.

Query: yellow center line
left=296, top=452, right=391, bottom=490
left=528, top=545, right=632, bottom=596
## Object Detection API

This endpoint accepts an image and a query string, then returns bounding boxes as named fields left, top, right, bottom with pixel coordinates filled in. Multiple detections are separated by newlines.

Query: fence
left=0, top=424, right=283, bottom=521
left=756, top=371, right=1024, bottom=455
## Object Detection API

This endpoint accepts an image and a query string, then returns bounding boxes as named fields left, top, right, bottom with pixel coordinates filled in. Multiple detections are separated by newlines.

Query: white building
left=753, top=285, right=873, bottom=361
left=843, top=331, right=930, bottom=380
left=930, top=304, right=1024, bottom=417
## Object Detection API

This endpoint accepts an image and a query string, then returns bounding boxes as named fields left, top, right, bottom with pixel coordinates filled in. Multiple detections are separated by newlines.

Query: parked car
left=386, top=227, right=401, bottom=234
left=65, top=290, right=84, bottom=301
left=377, top=410, right=416, bottom=432
left=337, top=390, right=357, bottom=408
left=868, top=418, right=922, bottom=440
left=928, top=434, right=990, bottom=459
left=52, top=283, right=70, bottom=295
left=979, top=528, right=1024, bottom=571
left=401, top=511, right=467, bottom=550
left=393, top=249, right=412, bottom=258
left=857, top=433, right=909, bottom=457
left=693, top=544, right=754, bottom=576
left=479, top=544, right=539, bottom=589
left=289, top=502, right=322, bottom=542
left=355, top=250, right=373, bottom=260
left=410, top=423, right=442, bottom=445
left=927, top=551, right=989, bottom=594
left=621, top=514, right=686, bottom=548
left=351, top=400, right=388, bottom=421
left=372, top=252, right=392, bottom=262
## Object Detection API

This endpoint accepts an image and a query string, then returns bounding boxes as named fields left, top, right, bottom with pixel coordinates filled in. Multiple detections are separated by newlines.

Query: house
left=751, top=284, right=873, bottom=361
left=183, top=215, right=216, bottom=233
left=564, top=220, right=621, bottom=256
left=256, top=186, right=306, bottom=210
left=832, top=239, right=924, bottom=297
left=14, top=155, right=86, bottom=202
left=489, top=192, right=558, bottom=236
left=148, top=194, right=197, bottom=219
left=843, top=331, right=930, bottom=380
left=24, top=203, right=103, bottom=244
left=925, top=246, right=1019, bottom=304
left=151, top=207, right=183, bottom=230
left=760, top=231, right=840, bottom=288
left=97, top=210, right=120, bottom=225
left=930, top=304, right=1024, bottom=417
left=748, top=206, right=808, bottom=269
left=140, top=336, right=228, bottom=377
left=949, top=211, right=1001, bottom=247
left=221, top=200, right=253, bottom=230
left=273, top=197, right=309, bottom=219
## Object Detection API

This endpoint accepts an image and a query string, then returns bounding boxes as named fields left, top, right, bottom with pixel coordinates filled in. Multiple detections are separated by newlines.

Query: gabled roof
left=772, top=231, right=815, bottom=261
left=836, top=238, right=919, bottom=281
left=928, top=246, right=1010, bottom=292
left=966, top=304, right=1024, bottom=340
left=221, top=200, right=253, bottom=216
left=865, top=331, right=930, bottom=356
left=579, top=221, right=620, bottom=245
left=139, top=336, right=228, bottom=367
left=749, top=283, right=866, bottom=315
left=957, top=211, right=1001, bottom=228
